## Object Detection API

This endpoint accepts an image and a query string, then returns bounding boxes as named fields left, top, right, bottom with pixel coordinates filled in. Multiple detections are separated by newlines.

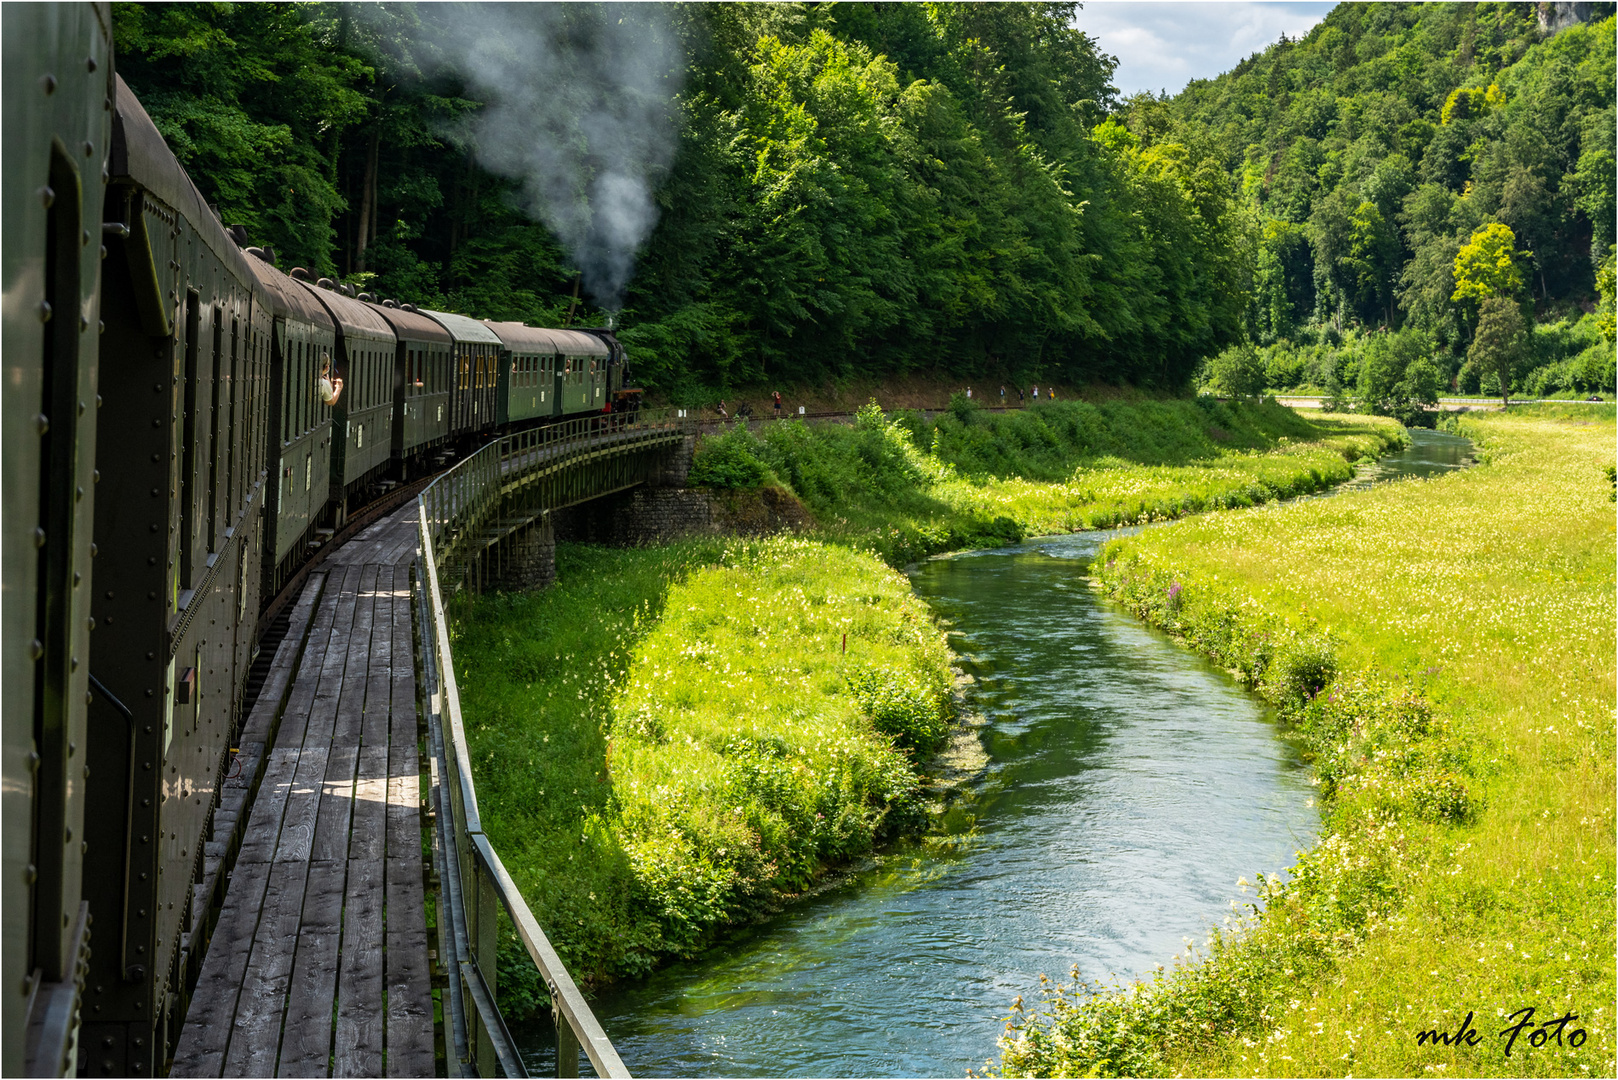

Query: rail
left=414, top=409, right=690, bottom=1078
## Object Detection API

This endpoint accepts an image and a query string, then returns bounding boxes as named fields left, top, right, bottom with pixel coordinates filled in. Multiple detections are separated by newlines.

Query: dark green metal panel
left=2, top=5, right=113, bottom=1075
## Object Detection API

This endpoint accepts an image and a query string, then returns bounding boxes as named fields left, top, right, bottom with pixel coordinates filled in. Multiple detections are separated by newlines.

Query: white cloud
left=1076, top=1, right=1338, bottom=99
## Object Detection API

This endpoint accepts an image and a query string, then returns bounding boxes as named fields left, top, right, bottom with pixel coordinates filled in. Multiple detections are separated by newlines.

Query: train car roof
left=295, top=280, right=395, bottom=342
left=241, top=255, right=335, bottom=332
left=110, top=75, right=258, bottom=284
left=363, top=302, right=452, bottom=345
left=416, top=308, right=504, bottom=346
left=482, top=322, right=611, bottom=357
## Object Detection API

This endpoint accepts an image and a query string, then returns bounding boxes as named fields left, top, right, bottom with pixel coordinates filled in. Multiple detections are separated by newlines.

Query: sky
left=1075, top=1, right=1339, bottom=99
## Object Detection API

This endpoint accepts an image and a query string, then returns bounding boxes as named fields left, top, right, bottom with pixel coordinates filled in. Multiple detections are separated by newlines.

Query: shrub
left=689, top=423, right=770, bottom=489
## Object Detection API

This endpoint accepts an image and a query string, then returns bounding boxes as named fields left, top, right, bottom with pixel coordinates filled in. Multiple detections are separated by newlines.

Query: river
left=520, top=427, right=1473, bottom=1078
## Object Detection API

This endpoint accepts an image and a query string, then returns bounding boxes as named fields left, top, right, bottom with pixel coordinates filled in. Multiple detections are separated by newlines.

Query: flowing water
left=520, top=427, right=1473, bottom=1078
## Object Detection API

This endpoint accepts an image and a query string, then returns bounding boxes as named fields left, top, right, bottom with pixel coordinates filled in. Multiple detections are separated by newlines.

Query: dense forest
left=112, top=2, right=1615, bottom=404
left=1173, top=1, right=1617, bottom=409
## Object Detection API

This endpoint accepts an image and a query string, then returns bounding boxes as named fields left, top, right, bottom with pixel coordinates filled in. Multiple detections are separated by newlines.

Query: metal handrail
left=414, top=409, right=689, bottom=1078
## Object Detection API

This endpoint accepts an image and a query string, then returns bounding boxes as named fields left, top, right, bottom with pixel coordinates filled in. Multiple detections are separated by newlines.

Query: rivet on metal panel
left=38, top=185, right=54, bottom=207
left=36, top=413, right=48, bottom=434
left=41, top=74, right=57, bottom=94
left=34, top=528, right=46, bottom=548
left=28, top=639, right=43, bottom=660
left=84, top=141, right=94, bottom=157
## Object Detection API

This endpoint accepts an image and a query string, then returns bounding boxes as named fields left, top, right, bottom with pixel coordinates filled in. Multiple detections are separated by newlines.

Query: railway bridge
left=167, top=412, right=692, bottom=1079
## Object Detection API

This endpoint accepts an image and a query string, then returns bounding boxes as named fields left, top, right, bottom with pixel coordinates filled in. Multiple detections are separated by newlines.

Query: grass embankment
left=454, top=537, right=954, bottom=994
left=694, top=397, right=1404, bottom=564
left=995, top=406, right=1616, bottom=1078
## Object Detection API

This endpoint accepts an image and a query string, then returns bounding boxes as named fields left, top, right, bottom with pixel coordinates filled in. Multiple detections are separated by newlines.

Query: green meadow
left=997, top=406, right=1616, bottom=1077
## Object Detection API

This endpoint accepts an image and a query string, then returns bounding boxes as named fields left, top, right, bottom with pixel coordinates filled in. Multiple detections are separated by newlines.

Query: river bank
left=999, top=406, right=1616, bottom=1077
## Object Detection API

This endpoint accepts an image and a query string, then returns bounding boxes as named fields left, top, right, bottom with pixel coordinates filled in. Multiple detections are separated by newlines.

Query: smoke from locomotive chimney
left=435, top=5, right=682, bottom=313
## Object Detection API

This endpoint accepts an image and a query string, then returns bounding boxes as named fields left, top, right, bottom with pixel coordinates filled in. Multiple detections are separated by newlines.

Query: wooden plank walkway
left=173, top=507, right=436, bottom=1078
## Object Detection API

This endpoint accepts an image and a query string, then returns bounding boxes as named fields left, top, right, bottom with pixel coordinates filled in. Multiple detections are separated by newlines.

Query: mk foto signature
left=1416, top=1006, right=1588, bottom=1056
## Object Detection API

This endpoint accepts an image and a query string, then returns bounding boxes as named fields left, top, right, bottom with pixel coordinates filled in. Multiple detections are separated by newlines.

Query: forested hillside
left=1172, top=1, right=1616, bottom=406
left=111, top=2, right=1246, bottom=395
left=112, top=2, right=1615, bottom=404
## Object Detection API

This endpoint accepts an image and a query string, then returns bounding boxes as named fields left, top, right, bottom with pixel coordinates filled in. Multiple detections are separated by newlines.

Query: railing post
left=475, top=866, right=499, bottom=1073
left=554, top=998, right=580, bottom=1079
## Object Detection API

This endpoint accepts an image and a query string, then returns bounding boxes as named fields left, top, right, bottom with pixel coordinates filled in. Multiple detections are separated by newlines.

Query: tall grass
left=694, top=399, right=1405, bottom=563
left=995, top=410, right=1616, bottom=1077
left=454, top=536, right=954, bottom=994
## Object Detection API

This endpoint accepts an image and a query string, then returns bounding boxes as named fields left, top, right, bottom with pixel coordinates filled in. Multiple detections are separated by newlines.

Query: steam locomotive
left=3, top=6, right=637, bottom=1073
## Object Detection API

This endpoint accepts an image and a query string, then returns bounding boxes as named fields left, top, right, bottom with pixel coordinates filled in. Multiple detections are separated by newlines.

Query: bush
left=689, top=423, right=770, bottom=488
left=1201, top=344, right=1268, bottom=397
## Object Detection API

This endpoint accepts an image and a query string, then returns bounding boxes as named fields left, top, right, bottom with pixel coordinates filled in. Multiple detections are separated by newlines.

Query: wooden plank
left=170, top=856, right=275, bottom=1077
left=388, top=570, right=419, bottom=765
left=348, top=744, right=389, bottom=863
left=234, top=747, right=299, bottom=865
left=361, top=566, right=393, bottom=748
left=240, top=572, right=327, bottom=746
left=330, top=563, right=378, bottom=744
left=221, top=856, right=313, bottom=1077
left=310, top=744, right=359, bottom=864
left=278, top=567, right=353, bottom=749
left=383, top=832, right=433, bottom=1077
left=275, top=859, right=348, bottom=1078
left=273, top=746, right=330, bottom=864
left=332, top=858, right=385, bottom=1077
left=307, top=565, right=364, bottom=746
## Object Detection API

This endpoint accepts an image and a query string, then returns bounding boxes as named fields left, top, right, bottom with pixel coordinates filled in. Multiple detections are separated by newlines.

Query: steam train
left=3, top=6, right=637, bottom=1074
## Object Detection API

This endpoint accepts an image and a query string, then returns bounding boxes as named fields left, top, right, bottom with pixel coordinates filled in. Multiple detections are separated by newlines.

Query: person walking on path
left=966, top=386, right=973, bottom=399
left=1032, top=385, right=1040, bottom=399
left=1000, top=385, right=1006, bottom=406
left=1017, top=386, right=1026, bottom=406
left=717, top=400, right=729, bottom=418
left=773, top=390, right=783, bottom=418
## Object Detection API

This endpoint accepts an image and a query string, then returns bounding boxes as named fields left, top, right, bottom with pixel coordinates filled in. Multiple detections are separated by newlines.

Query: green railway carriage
left=420, top=307, right=502, bottom=442
left=486, top=321, right=559, bottom=423
left=370, top=300, right=452, bottom=473
left=556, top=329, right=612, bottom=414
left=1, top=6, right=115, bottom=1075
left=84, top=72, right=275, bottom=1076
left=245, top=253, right=337, bottom=599
left=295, top=276, right=397, bottom=509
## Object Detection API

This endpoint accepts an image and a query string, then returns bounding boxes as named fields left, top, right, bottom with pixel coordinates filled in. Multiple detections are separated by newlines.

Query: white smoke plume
left=438, top=4, right=683, bottom=311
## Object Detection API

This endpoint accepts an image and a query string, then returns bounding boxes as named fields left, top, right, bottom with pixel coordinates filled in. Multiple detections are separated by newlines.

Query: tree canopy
left=111, top=2, right=1615, bottom=401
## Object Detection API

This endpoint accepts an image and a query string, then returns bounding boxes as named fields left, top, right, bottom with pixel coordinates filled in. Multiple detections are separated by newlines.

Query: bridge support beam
left=650, top=433, right=696, bottom=488
left=492, top=513, right=556, bottom=592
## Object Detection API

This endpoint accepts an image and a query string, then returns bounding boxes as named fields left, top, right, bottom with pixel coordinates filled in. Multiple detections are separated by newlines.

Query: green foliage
left=1450, top=221, right=1526, bottom=302
left=455, top=537, right=953, bottom=985
left=608, top=538, right=954, bottom=958
left=1355, top=327, right=1443, bottom=426
left=688, top=423, right=771, bottom=489
left=1167, top=3, right=1614, bottom=389
left=1200, top=344, right=1269, bottom=398
left=1468, top=294, right=1529, bottom=401
left=114, top=1, right=1253, bottom=391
